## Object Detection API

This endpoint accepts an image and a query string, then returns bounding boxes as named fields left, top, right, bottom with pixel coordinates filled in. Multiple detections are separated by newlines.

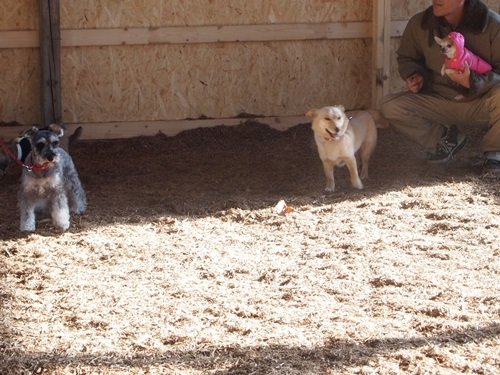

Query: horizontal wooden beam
left=0, top=21, right=408, bottom=49
left=0, top=116, right=309, bottom=141
left=0, top=30, right=39, bottom=48
left=62, top=22, right=372, bottom=47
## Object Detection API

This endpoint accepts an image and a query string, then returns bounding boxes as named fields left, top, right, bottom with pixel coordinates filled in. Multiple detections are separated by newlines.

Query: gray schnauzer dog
left=18, top=124, right=86, bottom=232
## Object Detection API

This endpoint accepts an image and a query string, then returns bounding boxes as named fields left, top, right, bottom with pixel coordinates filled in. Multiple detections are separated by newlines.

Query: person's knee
left=380, top=94, right=406, bottom=121
left=482, top=84, right=500, bottom=117
left=488, top=84, right=500, bottom=104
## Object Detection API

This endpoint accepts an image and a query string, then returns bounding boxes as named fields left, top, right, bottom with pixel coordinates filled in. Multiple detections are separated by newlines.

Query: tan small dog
left=306, top=105, right=383, bottom=192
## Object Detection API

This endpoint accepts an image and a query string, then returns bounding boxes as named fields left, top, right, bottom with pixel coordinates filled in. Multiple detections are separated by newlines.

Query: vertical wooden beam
left=39, top=0, right=61, bottom=126
left=372, top=0, right=392, bottom=109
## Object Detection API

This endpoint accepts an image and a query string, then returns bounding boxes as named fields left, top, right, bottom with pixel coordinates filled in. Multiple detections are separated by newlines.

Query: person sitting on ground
left=380, top=0, right=500, bottom=176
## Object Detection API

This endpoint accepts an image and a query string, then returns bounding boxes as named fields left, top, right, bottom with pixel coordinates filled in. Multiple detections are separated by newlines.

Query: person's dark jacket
left=397, top=0, right=500, bottom=100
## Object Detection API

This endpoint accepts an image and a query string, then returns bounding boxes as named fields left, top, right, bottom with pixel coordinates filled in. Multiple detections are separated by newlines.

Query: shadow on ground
left=0, top=122, right=497, bottom=238
left=1, top=323, right=498, bottom=374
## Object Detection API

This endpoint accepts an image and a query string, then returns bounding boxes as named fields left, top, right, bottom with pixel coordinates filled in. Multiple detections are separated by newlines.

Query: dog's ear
left=49, top=123, right=64, bottom=138
left=337, top=104, right=345, bottom=112
left=434, top=36, right=443, bottom=45
left=21, top=126, right=39, bottom=140
left=306, top=109, right=317, bottom=118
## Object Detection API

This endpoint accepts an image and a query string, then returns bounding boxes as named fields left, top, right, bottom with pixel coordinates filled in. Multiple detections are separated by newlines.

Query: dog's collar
left=23, top=154, right=52, bottom=173
left=25, top=161, right=51, bottom=173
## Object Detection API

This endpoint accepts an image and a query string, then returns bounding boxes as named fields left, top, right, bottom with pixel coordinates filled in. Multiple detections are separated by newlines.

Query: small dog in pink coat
left=434, top=32, right=492, bottom=76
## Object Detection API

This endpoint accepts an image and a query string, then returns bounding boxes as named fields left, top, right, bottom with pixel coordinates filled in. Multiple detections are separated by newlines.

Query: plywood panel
left=60, top=0, right=371, bottom=29
left=391, top=0, right=430, bottom=20
left=0, top=48, right=39, bottom=124
left=1, top=22, right=372, bottom=49
left=61, top=40, right=371, bottom=123
left=0, top=0, right=37, bottom=31
left=58, top=22, right=371, bottom=47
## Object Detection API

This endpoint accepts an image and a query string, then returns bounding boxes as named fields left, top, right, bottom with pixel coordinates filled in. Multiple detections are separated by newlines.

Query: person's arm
left=397, top=16, right=428, bottom=93
left=469, top=29, right=500, bottom=96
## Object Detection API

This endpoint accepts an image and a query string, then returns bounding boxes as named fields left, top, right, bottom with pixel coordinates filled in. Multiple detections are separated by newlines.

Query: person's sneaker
left=481, top=158, right=500, bottom=179
left=426, top=125, right=467, bottom=163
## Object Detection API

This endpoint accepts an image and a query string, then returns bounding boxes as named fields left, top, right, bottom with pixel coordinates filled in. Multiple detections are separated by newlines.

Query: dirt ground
left=0, top=121, right=499, bottom=374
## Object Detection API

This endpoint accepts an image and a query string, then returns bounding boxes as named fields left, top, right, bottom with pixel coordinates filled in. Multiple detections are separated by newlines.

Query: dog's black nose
left=47, top=153, right=55, bottom=162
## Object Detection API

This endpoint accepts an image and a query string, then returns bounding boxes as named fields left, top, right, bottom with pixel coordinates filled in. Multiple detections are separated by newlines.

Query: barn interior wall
left=60, top=0, right=372, bottom=28
left=61, top=40, right=372, bottom=123
left=59, top=0, right=372, bottom=124
left=0, top=0, right=39, bottom=124
left=2, top=0, right=499, bottom=133
left=0, top=0, right=37, bottom=31
left=0, top=0, right=372, bottom=127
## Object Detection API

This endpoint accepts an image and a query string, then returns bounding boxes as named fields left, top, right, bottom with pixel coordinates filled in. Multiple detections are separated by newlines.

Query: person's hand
left=445, top=62, right=471, bottom=88
left=406, top=73, right=424, bottom=93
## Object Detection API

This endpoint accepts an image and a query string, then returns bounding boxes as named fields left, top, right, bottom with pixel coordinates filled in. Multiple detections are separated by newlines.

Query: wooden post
left=39, top=0, right=61, bottom=126
left=372, top=0, right=391, bottom=109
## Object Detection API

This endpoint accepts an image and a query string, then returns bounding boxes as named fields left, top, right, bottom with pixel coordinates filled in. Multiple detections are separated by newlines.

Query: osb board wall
left=0, top=0, right=36, bottom=31
left=60, top=0, right=371, bottom=28
left=1, top=0, right=372, bottom=125
left=62, top=40, right=371, bottom=123
left=0, top=0, right=372, bottom=30
left=0, top=49, right=39, bottom=124
left=4, top=1, right=497, bottom=126
left=59, top=0, right=372, bottom=123
left=0, top=0, right=38, bottom=123
left=392, top=0, right=432, bottom=21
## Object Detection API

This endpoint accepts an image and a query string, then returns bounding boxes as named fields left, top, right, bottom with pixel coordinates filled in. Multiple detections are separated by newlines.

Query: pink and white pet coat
left=444, top=32, right=492, bottom=74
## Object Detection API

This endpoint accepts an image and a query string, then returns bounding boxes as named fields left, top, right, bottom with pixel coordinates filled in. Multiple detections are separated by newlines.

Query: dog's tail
left=366, top=109, right=390, bottom=129
left=0, top=153, right=9, bottom=177
left=57, top=125, right=82, bottom=153
left=69, top=126, right=83, bottom=148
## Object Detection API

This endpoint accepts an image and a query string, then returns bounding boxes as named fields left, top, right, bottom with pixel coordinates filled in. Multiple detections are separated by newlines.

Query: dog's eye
left=447, top=43, right=452, bottom=48
left=323, top=117, right=331, bottom=122
left=51, top=141, right=59, bottom=147
left=36, top=142, right=45, bottom=152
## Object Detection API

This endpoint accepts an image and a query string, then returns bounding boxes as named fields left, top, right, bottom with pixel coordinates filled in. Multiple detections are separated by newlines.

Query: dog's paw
left=55, top=223, right=70, bottom=232
left=72, top=206, right=86, bottom=215
left=53, top=218, right=70, bottom=232
left=20, top=224, right=36, bottom=232
left=325, top=186, right=336, bottom=193
left=352, top=180, right=364, bottom=190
